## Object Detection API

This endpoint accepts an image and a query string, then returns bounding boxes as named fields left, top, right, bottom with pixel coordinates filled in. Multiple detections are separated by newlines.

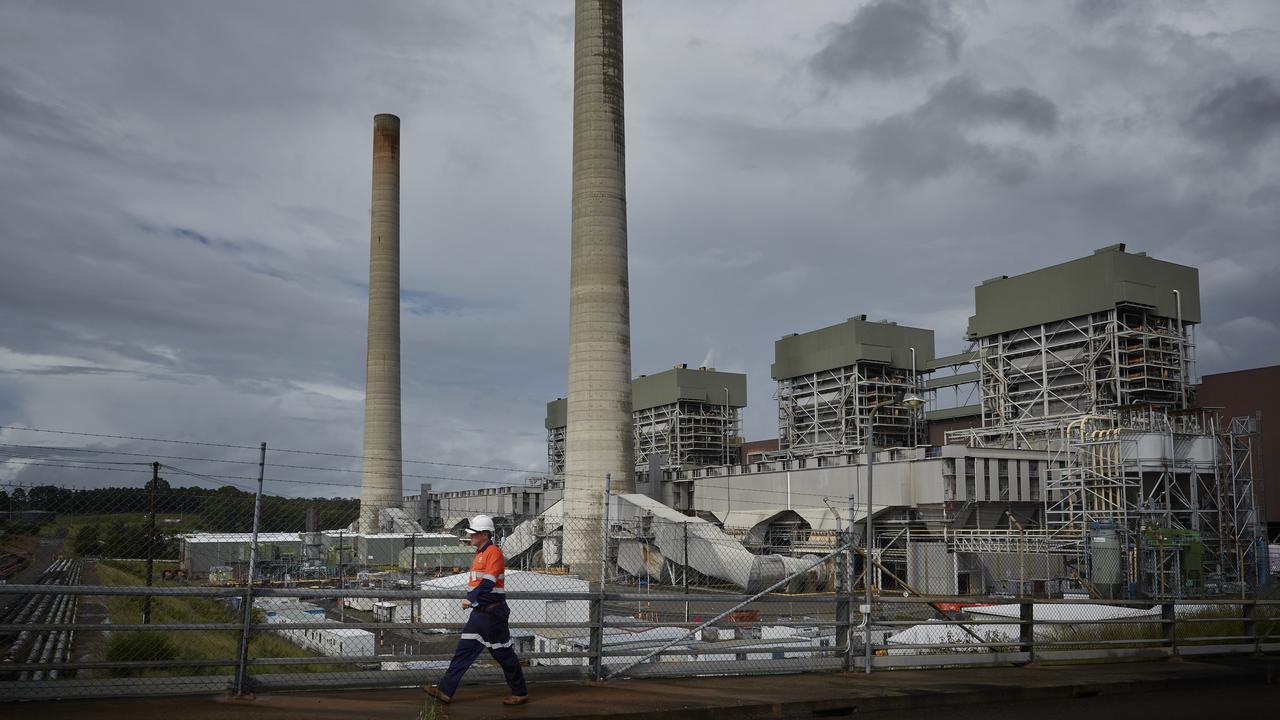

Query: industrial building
left=771, top=316, right=932, bottom=456
left=257, top=597, right=376, bottom=658
left=397, top=543, right=473, bottom=574
left=1198, top=364, right=1279, bottom=539
left=513, top=244, right=1267, bottom=599
left=959, top=244, right=1200, bottom=443
left=404, top=479, right=563, bottom=533
left=179, top=532, right=302, bottom=576
left=547, top=365, right=747, bottom=475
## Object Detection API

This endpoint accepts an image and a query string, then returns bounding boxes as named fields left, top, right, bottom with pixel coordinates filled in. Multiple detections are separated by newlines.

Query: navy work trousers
left=438, top=602, right=527, bottom=697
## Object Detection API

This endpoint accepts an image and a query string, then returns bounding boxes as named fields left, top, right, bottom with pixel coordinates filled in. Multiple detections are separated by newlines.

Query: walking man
left=425, top=514, right=528, bottom=705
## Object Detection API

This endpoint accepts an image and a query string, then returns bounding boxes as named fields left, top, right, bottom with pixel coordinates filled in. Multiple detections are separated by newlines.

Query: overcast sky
left=1, top=1, right=1278, bottom=496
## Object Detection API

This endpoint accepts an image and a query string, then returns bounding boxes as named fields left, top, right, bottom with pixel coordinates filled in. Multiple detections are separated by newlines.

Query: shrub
left=105, top=631, right=179, bottom=677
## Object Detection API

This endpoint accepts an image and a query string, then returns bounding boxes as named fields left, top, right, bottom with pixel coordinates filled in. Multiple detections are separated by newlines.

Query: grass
left=1037, top=606, right=1279, bottom=649
left=96, top=560, right=351, bottom=675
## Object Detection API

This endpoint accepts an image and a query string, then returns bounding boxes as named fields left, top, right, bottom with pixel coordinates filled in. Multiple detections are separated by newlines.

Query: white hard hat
left=465, top=514, right=495, bottom=534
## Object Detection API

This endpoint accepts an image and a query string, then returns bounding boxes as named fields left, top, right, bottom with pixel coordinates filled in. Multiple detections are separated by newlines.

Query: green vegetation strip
left=97, top=560, right=354, bottom=676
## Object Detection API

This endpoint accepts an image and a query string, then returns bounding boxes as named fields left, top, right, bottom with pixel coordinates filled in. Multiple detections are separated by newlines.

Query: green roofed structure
left=772, top=315, right=935, bottom=457
left=962, top=244, right=1200, bottom=436
left=546, top=366, right=747, bottom=474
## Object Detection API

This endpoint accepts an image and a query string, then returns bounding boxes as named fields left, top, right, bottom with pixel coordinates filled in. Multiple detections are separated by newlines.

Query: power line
left=0, top=458, right=155, bottom=475
left=0, top=425, right=854, bottom=505
left=0, top=424, right=554, bottom=479
left=0, top=441, right=558, bottom=491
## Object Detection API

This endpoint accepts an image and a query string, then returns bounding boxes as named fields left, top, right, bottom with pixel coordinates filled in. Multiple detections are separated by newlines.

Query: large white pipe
left=359, top=113, right=404, bottom=534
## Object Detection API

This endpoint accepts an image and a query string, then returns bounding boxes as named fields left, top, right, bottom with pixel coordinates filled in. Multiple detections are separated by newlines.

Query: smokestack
left=564, top=0, right=634, bottom=570
left=359, top=113, right=403, bottom=534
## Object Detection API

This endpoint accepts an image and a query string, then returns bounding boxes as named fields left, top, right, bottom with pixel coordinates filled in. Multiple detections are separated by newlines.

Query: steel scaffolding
left=547, top=425, right=566, bottom=476
left=776, top=363, right=922, bottom=457
left=1219, top=415, right=1261, bottom=592
left=975, top=305, right=1192, bottom=441
left=634, top=400, right=741, bottom=470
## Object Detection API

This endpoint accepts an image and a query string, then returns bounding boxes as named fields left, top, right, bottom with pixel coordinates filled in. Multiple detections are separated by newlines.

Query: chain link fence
left=1, top=444, right=1277, bottom=701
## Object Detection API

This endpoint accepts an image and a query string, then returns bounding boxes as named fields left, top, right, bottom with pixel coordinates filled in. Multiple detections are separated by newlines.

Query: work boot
left=502, top=695, right=529, bottom=706
left=423, top=686, right=452, bottom=704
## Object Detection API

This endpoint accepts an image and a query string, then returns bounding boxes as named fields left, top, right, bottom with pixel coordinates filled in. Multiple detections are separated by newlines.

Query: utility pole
left=409, top=532, right=417, bottom=625
left=234, top=442, right=266, bottom=697
left=864, top=426, right=875, bottom=674
left=143, top=462, right=159, bottom=624
left=338, top=529, right=346, bottom=623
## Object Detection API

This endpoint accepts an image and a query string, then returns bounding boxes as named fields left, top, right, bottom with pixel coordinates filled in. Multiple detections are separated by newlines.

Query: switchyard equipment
left=772, top=316, right=934, bottom=457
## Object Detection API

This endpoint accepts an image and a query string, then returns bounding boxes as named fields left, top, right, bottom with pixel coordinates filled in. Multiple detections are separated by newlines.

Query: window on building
left=983, top=459, right=992, bottom=500
left=1029, top=460, right=1041, bottom=502
left=964, top=458, right=976, bottom=500
left=998, top=459, right=1009, bottom=501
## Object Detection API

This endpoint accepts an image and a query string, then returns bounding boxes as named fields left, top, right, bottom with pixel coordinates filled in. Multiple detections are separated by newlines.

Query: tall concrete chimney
left=359, top=113, right=403, bottom=534
left=564, top=0, right=635, bottom=570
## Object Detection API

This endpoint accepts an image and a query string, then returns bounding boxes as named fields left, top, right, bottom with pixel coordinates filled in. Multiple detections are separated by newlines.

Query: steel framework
left=943, top=294, right=1262, bottom=596
left=547, top=425, right=566, bottom=476
left=776, top=362, right=922, bottom=457
left=975, top=305, right=1192, bottom=442
left=633, top=400, right=741, bottom=470
left=1219, top=415, right=1261, bottom=592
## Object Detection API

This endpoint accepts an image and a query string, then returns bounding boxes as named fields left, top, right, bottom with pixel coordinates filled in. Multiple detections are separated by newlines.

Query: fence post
left=234, top=441, right=267, bottom=697
left=1242, top=602, right=1258, bottom=654
left=1018, top=601, right=1035, bottom=664
left=1161, top=603, right=1176, bottom=658
left=143, top=461, right=159, bottom=624
left=590, top=473, right=610, bottom=681
left=835, top=530, right=850, bottom=671
left=589, top=594, right=604, bottom=681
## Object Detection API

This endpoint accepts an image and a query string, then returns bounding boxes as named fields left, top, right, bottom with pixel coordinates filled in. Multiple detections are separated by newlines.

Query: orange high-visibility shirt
left=466, top=541, right=506, bottom=605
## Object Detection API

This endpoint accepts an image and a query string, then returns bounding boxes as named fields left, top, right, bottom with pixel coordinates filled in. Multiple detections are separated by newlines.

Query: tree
left=73, top=524, right=102, bottom=556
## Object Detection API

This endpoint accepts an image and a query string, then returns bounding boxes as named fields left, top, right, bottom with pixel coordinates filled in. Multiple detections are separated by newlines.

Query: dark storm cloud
left=1073, top=0, right=1131, bottom=24
left=921, top=77, right=1059, bottom=133
left=1, top=1, right=1278, bottom=490
left=1186, top=75, right=1280, bottom=153
left=854, top=77, right=1058, bottom=184
left=810, top=0, right=963, bottom=81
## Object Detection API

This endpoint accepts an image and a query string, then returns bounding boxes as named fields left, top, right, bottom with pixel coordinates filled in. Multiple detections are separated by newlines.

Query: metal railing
left=1, top=578, right=1276, bottom=701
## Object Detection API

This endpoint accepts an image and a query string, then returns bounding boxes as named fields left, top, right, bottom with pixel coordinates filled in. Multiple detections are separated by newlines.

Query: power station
left=330, top=5, right=1264, bottom=600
